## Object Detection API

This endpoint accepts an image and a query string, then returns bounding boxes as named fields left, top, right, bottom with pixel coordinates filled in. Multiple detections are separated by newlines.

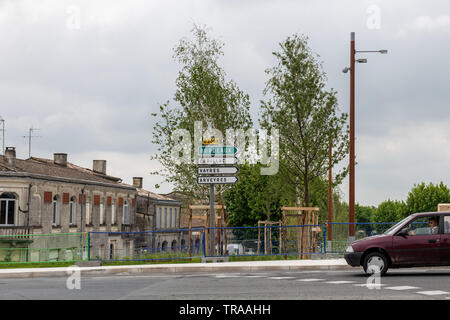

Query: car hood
left=351, top=234, right=387, bottom=245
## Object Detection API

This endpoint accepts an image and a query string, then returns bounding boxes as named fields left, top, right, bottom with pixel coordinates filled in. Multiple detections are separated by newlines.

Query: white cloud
left=397, top=15, right=450, bottom=37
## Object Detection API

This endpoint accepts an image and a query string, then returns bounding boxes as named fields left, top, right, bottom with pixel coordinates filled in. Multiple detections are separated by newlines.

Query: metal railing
left=0, top=226, right=34, bottom=238
left=0, top=222, right=398, bottom=264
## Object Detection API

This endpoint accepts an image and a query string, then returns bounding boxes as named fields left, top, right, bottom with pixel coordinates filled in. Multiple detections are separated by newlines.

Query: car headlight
left=345, top=246, right=354, bottom=253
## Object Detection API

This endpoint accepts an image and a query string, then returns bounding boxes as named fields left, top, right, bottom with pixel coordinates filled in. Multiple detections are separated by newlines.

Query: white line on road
left=384, top=286, right=421, bottom=291
left=267, top=277, right=296, bottom=280
left=353, top=283, right=387, bottom=287
left=416, top=291, right=449, bottom=296
left=296, top=279, right=325, bottom=282
left=324, top=281, right=356, bottom=284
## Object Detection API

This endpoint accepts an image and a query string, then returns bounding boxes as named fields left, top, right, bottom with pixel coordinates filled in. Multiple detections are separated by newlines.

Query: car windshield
left=383, top=215, right=413, bottom=235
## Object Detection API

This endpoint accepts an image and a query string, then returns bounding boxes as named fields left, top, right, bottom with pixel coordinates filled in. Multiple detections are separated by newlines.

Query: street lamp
left=343, top=32, right=387, bottom=242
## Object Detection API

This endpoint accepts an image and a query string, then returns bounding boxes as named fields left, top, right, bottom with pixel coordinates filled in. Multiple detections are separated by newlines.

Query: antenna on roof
left=22, top=127, right=42, bottom=158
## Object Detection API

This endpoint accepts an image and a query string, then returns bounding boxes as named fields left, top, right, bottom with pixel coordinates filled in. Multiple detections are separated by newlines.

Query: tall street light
left=343, top=32, right=387, bottom=241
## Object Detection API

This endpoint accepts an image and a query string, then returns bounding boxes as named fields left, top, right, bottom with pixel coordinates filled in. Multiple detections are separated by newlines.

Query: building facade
left=133, top=177, right=183, bottom=253
left=0, top=148, right=137, bottom=262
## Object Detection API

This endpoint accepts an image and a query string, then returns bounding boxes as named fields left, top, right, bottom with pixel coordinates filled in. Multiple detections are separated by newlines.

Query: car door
left=392, top=215, right=441, bottom=266
left=440, top=215, right=450, bottom=265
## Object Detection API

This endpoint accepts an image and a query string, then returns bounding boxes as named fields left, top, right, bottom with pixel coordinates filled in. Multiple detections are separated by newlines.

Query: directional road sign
left=197, top=176, right=239, bottom=184
left=197, top=157, right=237, bottom=165
left=198, top=145, right=238, bottom=155
left=197, top=166, right=239, bottom=175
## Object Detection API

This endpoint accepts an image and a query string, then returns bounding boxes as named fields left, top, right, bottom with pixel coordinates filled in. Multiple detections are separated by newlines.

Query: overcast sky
left=1, top=0, right=449, bottom=206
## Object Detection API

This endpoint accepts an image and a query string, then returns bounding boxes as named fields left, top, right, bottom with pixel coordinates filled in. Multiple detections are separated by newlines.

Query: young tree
left=405, top=182, right=450, bottom=215
left=224, top=164, right=283, bottom=227
left=151, top=25, right=252, bottom=200
left=373, top=199, right=407, bottom=223
left=260, top=34, right=349, bottom=207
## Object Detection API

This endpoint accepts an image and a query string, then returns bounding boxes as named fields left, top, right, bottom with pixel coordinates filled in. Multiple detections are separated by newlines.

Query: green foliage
left=151, top=25, right=252, bottom=200
left=355, top=204, right=376, bottom=223
left=260, top=34, right=349, bottom=206
left=373, top=199, right=407, bottom=223
left=405, top=182, right=450, bottom=215
left=224, top=164, right=283, bottom=227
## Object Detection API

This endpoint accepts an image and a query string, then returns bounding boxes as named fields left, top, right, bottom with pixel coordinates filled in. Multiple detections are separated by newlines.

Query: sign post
left=197, top=144, right=239, bottom=257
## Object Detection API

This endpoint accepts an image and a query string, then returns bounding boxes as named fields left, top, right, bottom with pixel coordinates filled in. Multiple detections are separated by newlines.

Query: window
left=52, top=195, right=60, bottom=226
left=174, top=208, right=178, bottom=228
left=404, top=216, right=440, bottom=235
left=100, top=203, right=104, bottom=225
left=0, top=193, right=16, bottom=226
left=111, top=201, right=116, bottom=225
left=164, top=208, right=167, bottom=229
left=444, top=216, right=450, bottom=234
left=69, top=197, right=76, bottom=225
left=157, top=207, right=161, bottom=228
left=86, top=202, right=90, bottom=225
left=169, top=208, right=173, bottom=229
left=123, top=201, right=129, bottom=224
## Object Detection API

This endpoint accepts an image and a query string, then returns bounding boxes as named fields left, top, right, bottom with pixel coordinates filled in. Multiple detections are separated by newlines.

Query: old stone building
left=133, top=177, right=183, bottom=253
left=0, top=147, right=137, bottom=262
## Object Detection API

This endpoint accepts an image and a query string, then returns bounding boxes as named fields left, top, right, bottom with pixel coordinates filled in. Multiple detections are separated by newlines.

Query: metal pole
left=328, top=138, right=333, bottom=250
left=349, top=32, right=356, bottom=242
left=209, top=183, right=215, bottom=256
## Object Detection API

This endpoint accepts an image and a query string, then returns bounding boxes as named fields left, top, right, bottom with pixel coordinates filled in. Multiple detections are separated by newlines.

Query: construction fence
left=0, top=222, right=397, bottom=264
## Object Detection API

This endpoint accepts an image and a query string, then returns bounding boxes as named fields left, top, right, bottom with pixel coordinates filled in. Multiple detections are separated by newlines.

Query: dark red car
left=344, top=211, right=450, bottom=275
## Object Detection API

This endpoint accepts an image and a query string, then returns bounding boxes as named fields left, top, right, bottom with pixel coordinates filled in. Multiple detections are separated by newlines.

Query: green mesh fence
left=0, top=232, right=88, bottom=264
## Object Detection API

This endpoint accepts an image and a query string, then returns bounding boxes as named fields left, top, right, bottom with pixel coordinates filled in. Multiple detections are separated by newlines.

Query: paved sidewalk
left=0, top=259, right=352, bottom=279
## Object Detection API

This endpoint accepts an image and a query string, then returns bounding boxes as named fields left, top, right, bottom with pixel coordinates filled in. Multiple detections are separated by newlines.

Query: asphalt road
left=2, top=267, right=450, bottom=300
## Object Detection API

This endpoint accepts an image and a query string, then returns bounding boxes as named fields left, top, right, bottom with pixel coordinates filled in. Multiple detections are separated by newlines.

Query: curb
left=0, top=260, right=354, bottom=279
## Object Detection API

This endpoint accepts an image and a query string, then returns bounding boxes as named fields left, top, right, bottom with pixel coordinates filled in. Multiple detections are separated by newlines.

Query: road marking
left=384, top=286, right=421, bottom=291
left=267, top=277, right=296, bottom=280
left=325, top=281, right=356, bottom=284
left=353, top=283, right=387, bottom=287
left=243, top=275, right=268, bottom=278
left=296, top=279, right=325, bottom=282
left=416, top=290, right=449, bottom=296
left=214, top=275, right=242, bottom=278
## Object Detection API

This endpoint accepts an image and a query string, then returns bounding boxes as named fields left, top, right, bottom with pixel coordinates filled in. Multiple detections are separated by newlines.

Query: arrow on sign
left=198, top=145, right=238, bottom=155
left=197, top=176, right=239, bottom=184
left=198, top=166, right=239, bottom=175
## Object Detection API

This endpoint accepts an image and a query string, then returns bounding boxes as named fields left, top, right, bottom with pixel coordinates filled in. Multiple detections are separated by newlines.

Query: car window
left=444, top=216, right=450, bottom=234
left=404, top=216, right=440, bottom=236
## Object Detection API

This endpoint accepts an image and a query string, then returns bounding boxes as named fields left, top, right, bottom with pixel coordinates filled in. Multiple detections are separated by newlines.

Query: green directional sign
left=198, top=145, right=238, bottom=155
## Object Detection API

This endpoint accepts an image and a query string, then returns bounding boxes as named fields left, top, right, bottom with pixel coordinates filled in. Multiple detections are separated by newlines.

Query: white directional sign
left=197, top=157, right=237, bottom=165
left=197, top=166, right=239, bottom=175
left=197, top=176, right=239, bottom=184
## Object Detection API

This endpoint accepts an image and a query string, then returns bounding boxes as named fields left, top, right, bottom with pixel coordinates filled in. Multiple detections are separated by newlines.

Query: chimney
left=54, top=153, right=67, bottom=166
left=5, top=147, right=16, bottom=166
left=93, top=160, right=107, bottom=175
left=133, top=177, right=143, bottom=189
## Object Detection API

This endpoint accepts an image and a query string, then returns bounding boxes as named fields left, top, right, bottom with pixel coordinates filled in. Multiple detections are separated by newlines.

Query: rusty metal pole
left=349, top=31, right=356, bottom=242
left=328, top=138, right=333, bottom=251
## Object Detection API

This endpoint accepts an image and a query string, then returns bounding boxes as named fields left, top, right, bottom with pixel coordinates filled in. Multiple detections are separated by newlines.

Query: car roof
left=411, top=211, right=450, bottom=217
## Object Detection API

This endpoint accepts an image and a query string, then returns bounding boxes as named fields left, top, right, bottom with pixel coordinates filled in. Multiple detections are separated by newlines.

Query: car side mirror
left=397, top=228, right=409, bottom=237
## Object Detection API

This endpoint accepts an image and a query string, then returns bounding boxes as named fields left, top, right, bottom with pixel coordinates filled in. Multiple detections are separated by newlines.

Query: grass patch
left=0, top=261, right=76, bottom=269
